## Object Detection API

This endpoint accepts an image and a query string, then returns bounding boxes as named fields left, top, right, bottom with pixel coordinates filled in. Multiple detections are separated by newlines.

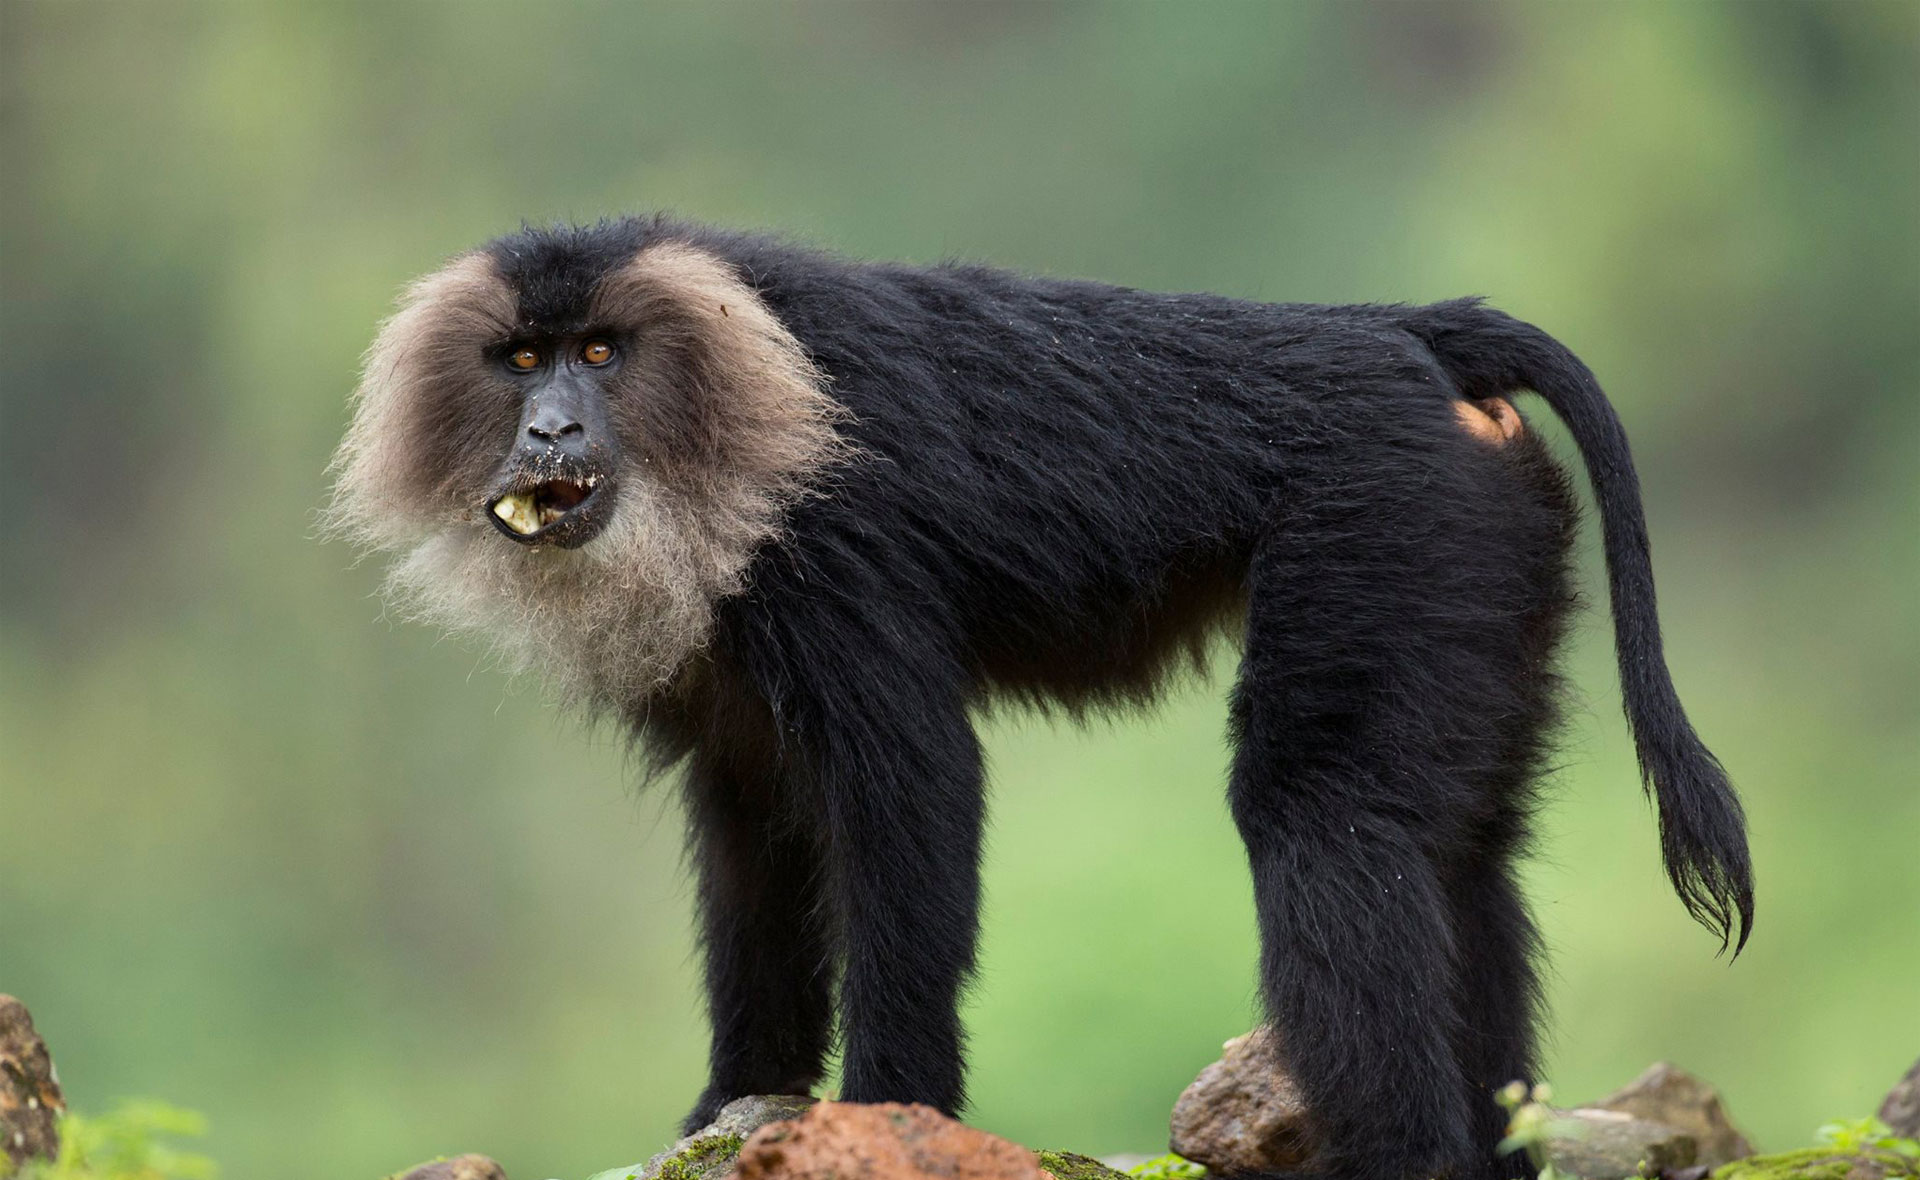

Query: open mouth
left=487, top=475, right=605, bottom=543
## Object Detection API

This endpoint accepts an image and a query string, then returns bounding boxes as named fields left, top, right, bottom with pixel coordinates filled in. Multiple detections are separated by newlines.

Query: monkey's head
left=327, top=222, right=847, bottom=708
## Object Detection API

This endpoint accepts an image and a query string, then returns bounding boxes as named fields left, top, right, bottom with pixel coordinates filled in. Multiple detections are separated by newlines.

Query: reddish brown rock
left=1879, top=1058, right=1920, bottom=1140
left=1587, top=1061, right=1755, bottom=1166
left=1168, top=1026, right=1318, bottom=1174
left=394, top=1154, right=508, bottom=1180
left=731, top=1102, right=1044, bottom=1180
left=1, top=995, right=66, bottom=1168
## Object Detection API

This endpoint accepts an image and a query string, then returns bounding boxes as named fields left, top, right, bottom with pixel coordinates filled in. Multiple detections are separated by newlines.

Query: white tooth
left=493, top=493, right=539, bottom=535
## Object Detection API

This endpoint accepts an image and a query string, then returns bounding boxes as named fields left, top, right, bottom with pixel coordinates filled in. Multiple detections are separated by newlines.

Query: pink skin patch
left=1453, top=396, right=1523, bottom=444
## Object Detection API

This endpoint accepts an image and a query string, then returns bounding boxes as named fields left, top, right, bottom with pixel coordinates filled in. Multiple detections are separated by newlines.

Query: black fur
left=484, top=218, right=1752, bottom=1179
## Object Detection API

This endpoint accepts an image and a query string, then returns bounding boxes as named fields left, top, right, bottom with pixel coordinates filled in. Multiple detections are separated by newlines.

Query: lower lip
left=489, top=485, right=603, bottom=544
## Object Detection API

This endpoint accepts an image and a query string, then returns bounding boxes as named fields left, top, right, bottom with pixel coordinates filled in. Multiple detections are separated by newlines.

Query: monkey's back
left=690, top=229, right=1565, bottom=712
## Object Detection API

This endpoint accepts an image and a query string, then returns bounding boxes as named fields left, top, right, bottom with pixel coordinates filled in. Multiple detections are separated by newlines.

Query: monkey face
left=327, top=230, right=848, bottom=707
left=484, top=336, right=622, bottom=549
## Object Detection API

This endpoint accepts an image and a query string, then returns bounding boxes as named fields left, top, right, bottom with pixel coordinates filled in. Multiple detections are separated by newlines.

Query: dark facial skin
left=486, top=336, right=624, bottom=548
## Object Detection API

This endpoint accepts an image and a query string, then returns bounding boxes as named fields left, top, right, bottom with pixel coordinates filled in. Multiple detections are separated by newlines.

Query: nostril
left=527, top=419, right=584, bottom=442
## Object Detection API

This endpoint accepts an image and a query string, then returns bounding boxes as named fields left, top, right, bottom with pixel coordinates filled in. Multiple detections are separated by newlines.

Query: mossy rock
left=1712, top=1148, right=1920, bottom=1180
left=584, top=1133, right=744, bottom=1180
left=1035, top=1151, right=1132, bottom=1180
left=1034, top=1151, right=1206, bottom=1180
left=583, top=1094, right=814, bottom=1180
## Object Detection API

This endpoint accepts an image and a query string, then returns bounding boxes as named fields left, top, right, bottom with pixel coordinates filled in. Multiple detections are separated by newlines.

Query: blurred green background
left=3, top=2, right=1916, bottom=1178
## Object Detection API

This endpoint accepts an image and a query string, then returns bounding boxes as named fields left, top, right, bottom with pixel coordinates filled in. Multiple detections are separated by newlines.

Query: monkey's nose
left=526, top=403, right=584, bottom=443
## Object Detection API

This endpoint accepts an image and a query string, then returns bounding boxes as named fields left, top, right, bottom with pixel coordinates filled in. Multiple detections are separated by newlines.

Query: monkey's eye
left=580, top=339, right=615, bottom=366
left=507, top=347, right=543, bottom=372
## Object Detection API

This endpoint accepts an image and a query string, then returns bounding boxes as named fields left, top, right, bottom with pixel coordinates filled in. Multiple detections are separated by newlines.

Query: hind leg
left=1446, top=431, right=1578, bottom=1178
left=1229, top=564, right=1476, bottom=1177
left=1446, top=669, right=1569, bottom=1170
left=1226, top=743, right=1475, bottom=1180
left=1227, top=440, right=1571, bottom=1179
left=1444, top=858, right=1542, bottom=1180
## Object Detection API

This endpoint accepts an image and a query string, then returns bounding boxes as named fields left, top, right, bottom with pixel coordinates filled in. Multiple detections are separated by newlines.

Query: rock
left=617, top=1133, right=743, bottom=1180
left=583, top=1094, right=818, bottom=1180
left=0, top=995, right=65, bottom=1168
left=1878, top=1058, right=1920, bottom=1140
left=698, top=1095, right=820, bottom=1139
left=1590, top=1062, right=1755, bottom=1166
left=1536, top=1061, right=1760, bottom=1178
left=1169, top=1026, right=1317, bottom=1174
left=1546, top=1108, right=1699, bottom=1179
left=1713, top=1147, right=1920, bottom=1180
left=1033, top=1150, right=1133, bottom=1179
left=1167, top=1041, right=1755, bottom=1180
left=394, top=1155, right=509, bottom=1180
left=732, top=1101, right=1044, bottom=1180
left=1116, top=1155, right=1208, bottom=1179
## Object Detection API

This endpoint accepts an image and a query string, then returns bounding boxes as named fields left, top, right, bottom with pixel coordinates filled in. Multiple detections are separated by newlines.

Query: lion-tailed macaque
left=329, top=216, right=1750, bottom=1180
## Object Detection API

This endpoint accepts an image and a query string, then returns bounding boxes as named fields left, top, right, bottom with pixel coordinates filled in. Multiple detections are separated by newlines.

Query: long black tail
left=1402, top=297, right=1753, bottom=954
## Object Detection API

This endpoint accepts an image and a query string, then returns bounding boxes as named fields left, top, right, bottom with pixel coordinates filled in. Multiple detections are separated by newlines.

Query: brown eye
left=581, top=340, right=614, bottom=366
left=507, top=347, right=542, bottom=371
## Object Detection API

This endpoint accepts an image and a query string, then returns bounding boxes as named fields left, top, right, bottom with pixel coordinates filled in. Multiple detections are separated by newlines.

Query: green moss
left=1034, top=1150, right=1134, bottom=1180
left=1712, top=1148, right=1920, bottom=1180
left=584, top=1132, right=749, bottom=1180
left=1125, top=1156, right=1208, bottom=1180
left=652, top=1134, right=746, bottom=1180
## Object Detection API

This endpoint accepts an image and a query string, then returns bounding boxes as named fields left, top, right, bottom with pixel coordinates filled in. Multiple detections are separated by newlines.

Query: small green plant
left=1496, top=1080, right=1584, bottom=1180
left=1814, top=1117, right=1920, bottom=1160
left=2, top=1102, right=216, bottom=1180
left=1127, top=1154, right=1207, bottom=1179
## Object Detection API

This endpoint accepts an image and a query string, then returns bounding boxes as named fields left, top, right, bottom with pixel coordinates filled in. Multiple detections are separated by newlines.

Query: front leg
left=807, top=681, right=985, bottom=1113
left=680, top=751, right=835, bottom=1134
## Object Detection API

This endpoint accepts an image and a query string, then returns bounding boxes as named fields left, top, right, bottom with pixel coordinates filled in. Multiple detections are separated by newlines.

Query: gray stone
left=1546, top=1108, right=1699, bottom=1179
left=395, top=1154, right=508, bottom=1180
left=1879, top=1058, right=1920, bottom=1140
left=1168, top=1026, right=1317, bottom=1174
left=694, top=1094, right=818, bottom=1139
left=1589, top=1061, right=1755, bottom=1166
left=584, top=1094, right=818, bottom=1180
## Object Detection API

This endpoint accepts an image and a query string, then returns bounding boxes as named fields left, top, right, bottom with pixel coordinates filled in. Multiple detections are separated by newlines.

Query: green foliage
left=1812, top=1117, right=1920, bottom=1159
left=1124, top=1153, right=1207, bottom=1179
left=1494, top=1082, right=1586, bottom=1180
left=4, top=1104, right=216, bottom=1180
